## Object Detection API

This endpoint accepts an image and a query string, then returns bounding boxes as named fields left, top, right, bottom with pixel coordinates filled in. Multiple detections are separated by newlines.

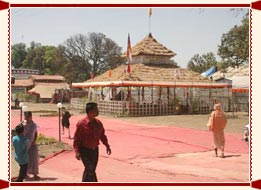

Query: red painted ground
left=11, top=110, right=249, bottom=182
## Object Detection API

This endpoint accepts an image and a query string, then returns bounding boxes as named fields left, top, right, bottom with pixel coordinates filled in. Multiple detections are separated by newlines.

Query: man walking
left=73, top=102, right=111, bottom=182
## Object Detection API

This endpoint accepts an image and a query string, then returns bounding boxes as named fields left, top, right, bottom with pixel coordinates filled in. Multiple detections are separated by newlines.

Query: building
left=71, top=34, right=229, bottom=116
left=11, top=71, right=70, bottom=103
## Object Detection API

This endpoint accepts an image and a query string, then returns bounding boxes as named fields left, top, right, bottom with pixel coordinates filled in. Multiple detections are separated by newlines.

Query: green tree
left=22, top=42, right=67, bottom=76
left=217, top=13, right=249, bottom=67
left=187, top=52, right=218, bottom=73
left=43, top=46, right=67, bottom=75
left=11, top=43, right=27, bottom=68
left=22, top=43, right=45, bottom=74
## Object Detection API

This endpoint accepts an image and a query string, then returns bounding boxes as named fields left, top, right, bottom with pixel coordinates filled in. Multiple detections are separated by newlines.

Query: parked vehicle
left=243, top=124, right=249, bottom=142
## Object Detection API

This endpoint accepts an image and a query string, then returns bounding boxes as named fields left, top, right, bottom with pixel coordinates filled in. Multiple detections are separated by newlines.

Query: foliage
left=11, top=32, right=124, bottom=84
left=15, top=92, right=34, bottom=102
left=187, top=52, right=218, bottom=73
left=187, top=11, right=249, bottom=72
left=217, top=12, right=249, bottom=67
left=11, top=43, right=27, bottom=68
left=21, top=43, right=66, bottom=75
left=22, top=42, right=45, bottom=74
left=36, top=133, right=56, bottom=145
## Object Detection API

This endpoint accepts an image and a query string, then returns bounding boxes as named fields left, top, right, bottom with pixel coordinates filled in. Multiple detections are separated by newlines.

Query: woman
left=23, top=111, right=40, bottom=180
left=208, top=103, right=227, bottom=158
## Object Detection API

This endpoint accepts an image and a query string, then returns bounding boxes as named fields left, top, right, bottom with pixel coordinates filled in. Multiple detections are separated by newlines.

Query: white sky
left=11, top=8, right=248, bottom=68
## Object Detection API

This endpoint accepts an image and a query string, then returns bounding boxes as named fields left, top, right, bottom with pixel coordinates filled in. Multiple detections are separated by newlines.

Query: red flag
left=90, top=72, right=94, bottom=79
left=126, top=34, right=132, bottom=73
left=108, top=70, right=112, bottom=77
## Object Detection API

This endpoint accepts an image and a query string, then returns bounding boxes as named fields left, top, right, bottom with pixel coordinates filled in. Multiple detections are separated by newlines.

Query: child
left=62, top=109, right=72, bottom=139
left=12, top=124, right=29, bottom=182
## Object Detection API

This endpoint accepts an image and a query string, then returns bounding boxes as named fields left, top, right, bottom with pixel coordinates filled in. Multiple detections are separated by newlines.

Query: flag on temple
left=90, top=72, right=94, bottom=79
left=149, top=8, right=152, bottom=16
left=126, top=33, right=132, bottom=74
left=108, top=70, right=112, bottom=77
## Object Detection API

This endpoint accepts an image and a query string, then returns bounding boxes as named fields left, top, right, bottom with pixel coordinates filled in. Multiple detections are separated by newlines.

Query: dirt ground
left=10, top=102, right=249, bottom=179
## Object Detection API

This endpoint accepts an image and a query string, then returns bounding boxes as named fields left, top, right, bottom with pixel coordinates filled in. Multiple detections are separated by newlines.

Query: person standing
left=23, top=111, right=40, bottom=180
left=208, top=103, right=227, bottom=158
left=62, top=109, right=72, bottom=139
left=12, top=124, right=29, bottom=182
left=73, top=102, right=111, bottom=182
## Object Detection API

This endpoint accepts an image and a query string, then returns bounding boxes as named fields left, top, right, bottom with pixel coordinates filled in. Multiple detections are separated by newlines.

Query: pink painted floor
left=11, top=110, right=249, bottom=182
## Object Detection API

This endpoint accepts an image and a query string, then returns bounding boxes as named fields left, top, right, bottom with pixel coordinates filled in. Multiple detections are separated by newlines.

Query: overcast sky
left=11, top=8, right=248, bottom=68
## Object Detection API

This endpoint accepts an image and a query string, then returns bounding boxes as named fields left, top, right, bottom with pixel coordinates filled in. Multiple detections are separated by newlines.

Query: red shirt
left=73, top=116, right=109, bottom=154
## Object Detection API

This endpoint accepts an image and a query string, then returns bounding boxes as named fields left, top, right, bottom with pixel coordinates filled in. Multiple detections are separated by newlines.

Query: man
left=23, top=111, right=40, bottom=180
left=73, top=102, right=111, bottom=182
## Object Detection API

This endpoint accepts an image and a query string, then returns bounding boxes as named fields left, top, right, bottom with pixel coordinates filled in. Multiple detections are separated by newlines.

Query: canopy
left=72, top=81, right=229, bottom=88
left=27, top=83, right=70, bottom=98
left=201, top=66, right=217, bottom=77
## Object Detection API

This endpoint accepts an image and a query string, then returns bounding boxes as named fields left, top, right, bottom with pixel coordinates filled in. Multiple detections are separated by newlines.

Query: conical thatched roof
left=85, top=63, right=209, bottom=83
left=74, top=34, right=211, bottom=87
left=123, top=33, right=176, bottom=57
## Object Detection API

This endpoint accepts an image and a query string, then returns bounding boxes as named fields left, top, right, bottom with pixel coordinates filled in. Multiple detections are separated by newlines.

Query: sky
left=11, top=8, right=248, bottom=68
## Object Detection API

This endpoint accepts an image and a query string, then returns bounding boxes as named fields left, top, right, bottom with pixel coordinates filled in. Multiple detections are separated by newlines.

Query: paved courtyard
left=11, top=107, right=249, bottom=183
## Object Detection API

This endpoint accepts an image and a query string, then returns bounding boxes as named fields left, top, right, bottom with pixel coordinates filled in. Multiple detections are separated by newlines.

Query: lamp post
left=22, top=106, right=29, bottom=113
left=19, top=102, right=24, bottom=121
left=57, top=102, right=63, bottom=142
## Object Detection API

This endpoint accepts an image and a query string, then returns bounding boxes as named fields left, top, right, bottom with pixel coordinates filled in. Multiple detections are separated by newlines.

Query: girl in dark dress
left=62, top=110, right=71, bottom=139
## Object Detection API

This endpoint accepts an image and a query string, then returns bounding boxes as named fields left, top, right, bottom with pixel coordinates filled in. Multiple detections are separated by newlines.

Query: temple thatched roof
left=212, top=64, right=249, bottom=81
left=72, top=34, right=214, bottom=88
left=123, top=33, right=176, bottom=57
left=85, top=63, right=209, bottom=83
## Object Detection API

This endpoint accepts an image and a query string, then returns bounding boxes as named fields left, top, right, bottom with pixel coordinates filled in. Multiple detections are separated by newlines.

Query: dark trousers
left=80, top=147, right=99, bottom=182
left=16, top=163, right=28, bottom=182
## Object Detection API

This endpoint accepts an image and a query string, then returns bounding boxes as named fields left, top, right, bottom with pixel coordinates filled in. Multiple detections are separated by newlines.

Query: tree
left=61, top=32, right=124, bottom=82
left=22, top=42, right=45, bottom=74
left=187, top=52, right=218, bottom=73
left=87, top=32, right=123, bottom=74
left=43, top=46, right=67, bottom=75
left=217, top=13, right=249, bottom=67
left=11, top=43, right=27, bottom=68
left=60, top=34, right=92, bottom=82
left=22, top=42, right=66, bottom=75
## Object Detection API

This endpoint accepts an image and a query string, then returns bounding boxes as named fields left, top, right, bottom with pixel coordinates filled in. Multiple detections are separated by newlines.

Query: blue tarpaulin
left=201, top=66, right=217, bottom=77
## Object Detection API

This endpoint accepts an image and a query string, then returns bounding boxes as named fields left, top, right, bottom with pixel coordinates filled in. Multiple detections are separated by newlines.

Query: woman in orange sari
left=209, top=103, right=227, bottom=158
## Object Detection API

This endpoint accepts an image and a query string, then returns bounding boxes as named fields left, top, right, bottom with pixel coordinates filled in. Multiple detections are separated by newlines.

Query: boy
left=12, top=123, right=29, bottom=182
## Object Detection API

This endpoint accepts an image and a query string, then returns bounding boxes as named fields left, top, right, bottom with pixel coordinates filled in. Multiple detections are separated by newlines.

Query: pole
left=149, top=8, right=152, bottom=34
left=20, top=107, right=22, bottom=121
left=149, top=15, right=151, bottom=34
left=58, top=108, right=61, bottom=142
